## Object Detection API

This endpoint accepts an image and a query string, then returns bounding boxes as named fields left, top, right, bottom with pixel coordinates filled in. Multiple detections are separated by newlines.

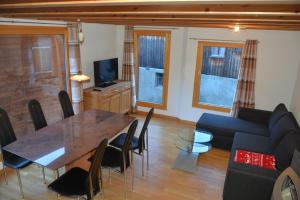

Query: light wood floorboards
left=0, top=115, right=230, bottom=200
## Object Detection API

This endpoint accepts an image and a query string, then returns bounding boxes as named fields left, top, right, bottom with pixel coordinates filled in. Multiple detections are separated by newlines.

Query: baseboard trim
left=135, top=110, right=196, bottom=126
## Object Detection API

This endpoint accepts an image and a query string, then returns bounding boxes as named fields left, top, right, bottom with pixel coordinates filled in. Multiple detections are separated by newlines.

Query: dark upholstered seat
left=197, top=103, right=300, bottom=200
left=197, top=113, right=269, bottom=149
left=223, top=132, right=281, bottom=200
left=49, top=139, right=108, bottom=200
left=101, top=146, right=130, bottom=172
left=101, top=120, right=138, bottom=173
left=109, top=108, right=154, bottom=176
left=0, top=107, right=32, bottom=198
left=231, top=132, right=273, bottom=154
left=197, top=113, right=269, bottom=138
left=2, top=151, right=31, bottom=169
left=49, top=167, right=89, bottom=196
left=109, top=133, right=139, bottom=151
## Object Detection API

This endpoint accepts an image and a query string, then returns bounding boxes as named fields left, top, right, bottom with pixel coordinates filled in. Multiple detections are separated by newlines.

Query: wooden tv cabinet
left=83, top=81, right=131, bottom=114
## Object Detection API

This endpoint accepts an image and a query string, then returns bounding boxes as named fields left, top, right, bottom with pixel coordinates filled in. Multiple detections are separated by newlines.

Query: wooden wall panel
left=0, top=34, right=67, bottom=136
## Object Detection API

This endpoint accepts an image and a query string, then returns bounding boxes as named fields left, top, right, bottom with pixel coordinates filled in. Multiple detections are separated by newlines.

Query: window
left=155, top=72, right=164, bottom=87
left=32, top=45, right=53, bottom=74
left=134, top=30, right=171, bottom=110
left=210, top=47, right=225, bottom=58
left=193, top=42, right=244, bottom=112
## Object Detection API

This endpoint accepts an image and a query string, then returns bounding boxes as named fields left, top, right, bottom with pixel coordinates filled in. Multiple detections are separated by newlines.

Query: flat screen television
left=94, top=58, right=118, bottom=88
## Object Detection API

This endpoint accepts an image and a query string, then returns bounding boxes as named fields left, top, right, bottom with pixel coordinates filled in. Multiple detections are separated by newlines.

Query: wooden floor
left=0, top=115, right=230, bottom=200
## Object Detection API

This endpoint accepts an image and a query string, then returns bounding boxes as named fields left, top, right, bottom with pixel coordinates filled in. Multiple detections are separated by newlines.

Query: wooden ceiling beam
left=30, top=17, right=300, bottom=26
left=0, top=1, right=298, bottom=9
left=1, top=11, right=300, bottom=18
left=13, top=15, right=299, bottom=23
left=61, top=19, right=300, bottom=30
left=0, top=1, right=299, bottom=30
left=1, top=4, right=299, bottom=13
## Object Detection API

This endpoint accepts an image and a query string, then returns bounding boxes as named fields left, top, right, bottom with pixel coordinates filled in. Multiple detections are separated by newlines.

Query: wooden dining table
left=3, top=109, right=135, bottom=172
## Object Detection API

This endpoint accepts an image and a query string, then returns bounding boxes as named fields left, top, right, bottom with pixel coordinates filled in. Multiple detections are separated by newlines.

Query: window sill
left=192, top=103, right=231, bottom=113
left=137, top=101, right=167, bottom=110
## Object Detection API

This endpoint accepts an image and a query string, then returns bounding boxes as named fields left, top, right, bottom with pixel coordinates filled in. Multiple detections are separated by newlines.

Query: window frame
left=192, top=41, right=244, bottom=113
left=134, top=30, right=171, bottom=110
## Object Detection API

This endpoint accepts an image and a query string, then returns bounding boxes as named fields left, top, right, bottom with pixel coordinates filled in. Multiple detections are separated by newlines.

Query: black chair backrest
left=28, top=99, right=47, bottom=131
left=138, top=108, right=154, bottom=153
left=0, top=107, right=17, bottom=148
left=86, top=138, right=108, bottom=199
left=123, top=120, right=139, bottom=155
left=58, top=90, right=74, bottom=119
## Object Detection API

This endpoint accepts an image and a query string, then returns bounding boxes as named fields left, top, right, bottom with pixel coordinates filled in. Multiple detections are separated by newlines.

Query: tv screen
left=94, top=58, right=118, bottom=87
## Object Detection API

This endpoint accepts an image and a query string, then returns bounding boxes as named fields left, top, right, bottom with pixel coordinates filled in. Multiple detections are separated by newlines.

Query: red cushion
left=234, top=149, right=276, bottom=170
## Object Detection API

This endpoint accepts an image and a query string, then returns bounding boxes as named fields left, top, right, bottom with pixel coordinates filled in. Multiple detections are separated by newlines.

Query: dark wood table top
left=3, top=109, right=135, bottom=170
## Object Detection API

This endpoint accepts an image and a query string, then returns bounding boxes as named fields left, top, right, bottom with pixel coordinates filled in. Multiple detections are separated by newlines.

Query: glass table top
left=178, top=130, right=213, bottom=143
left=3, top=109, right=135, bottom=170
left=176, top=129, right=213, bottom=154
left=176, top=140, right=212, bottom=153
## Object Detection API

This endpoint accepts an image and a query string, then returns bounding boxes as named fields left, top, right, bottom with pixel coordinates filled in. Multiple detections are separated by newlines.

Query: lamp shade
left=70, top=74, right=90, bottom=83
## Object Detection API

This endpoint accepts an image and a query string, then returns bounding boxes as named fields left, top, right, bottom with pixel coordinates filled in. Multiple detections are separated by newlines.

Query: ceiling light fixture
left=233, top=24, right=240, bottom=32
left=77, top=19, right=84, bottom=44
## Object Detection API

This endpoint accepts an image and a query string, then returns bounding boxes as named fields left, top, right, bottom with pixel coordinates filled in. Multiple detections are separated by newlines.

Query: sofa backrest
left=268, top=103, right=288, bottom=130
left=270, top=113, right=299, bottom=148
left=274, top=131, right=300, bottom=171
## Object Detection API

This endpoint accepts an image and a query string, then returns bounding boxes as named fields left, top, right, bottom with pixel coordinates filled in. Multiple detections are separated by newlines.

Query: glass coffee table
left=172, top=129, right=213, bottom=173
left=176, top=129, right=213, bottom=154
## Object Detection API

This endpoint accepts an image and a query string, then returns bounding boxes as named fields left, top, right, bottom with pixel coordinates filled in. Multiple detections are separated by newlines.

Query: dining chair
left=58, top=90, right=74, bottom=119
left=0, top=107, right=32, bottom=198
left=28, top=99, right=48, bottom=182
left=48, top=138, right=108, bottom=200
left=109, top=108, right=154, bottom=176
left=98, top=120, right=138, bottom=199
left=28, top=99, right=47, bottom=131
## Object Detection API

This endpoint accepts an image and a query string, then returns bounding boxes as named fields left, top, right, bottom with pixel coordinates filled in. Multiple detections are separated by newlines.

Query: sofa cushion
left=268, top=103, right=288, bottom=130
left=270, top=113, right=298, bottom=148
left=232, top=132, right=273, bottom=154
left=273, top=131, right=300, bottom=171
left=197, top=113, right=269, bottom=139
left=224, top=132, right=280, bottom=200
left=223, top=165, right=279, bottom=200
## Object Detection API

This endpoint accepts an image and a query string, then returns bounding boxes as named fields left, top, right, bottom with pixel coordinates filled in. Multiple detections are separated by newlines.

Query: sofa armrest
left=223, top=167, right=279, bottom=200
left=237, top=108, right=272, bottom=125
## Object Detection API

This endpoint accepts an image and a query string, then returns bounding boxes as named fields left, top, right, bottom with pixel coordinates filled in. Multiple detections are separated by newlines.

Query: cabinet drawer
left=110, top=94, right=121, bottom=113
left=83, top=82, right=131, bottom=114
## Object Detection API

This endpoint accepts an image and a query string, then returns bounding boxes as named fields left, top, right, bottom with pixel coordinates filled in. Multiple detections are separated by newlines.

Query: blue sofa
left=196, top=104, right=300, bottom=200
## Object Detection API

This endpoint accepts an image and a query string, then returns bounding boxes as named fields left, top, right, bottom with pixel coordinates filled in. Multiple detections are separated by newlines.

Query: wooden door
left=120, top=89, right=131, bottom=113
left=110, top=94, right=121, bottom=113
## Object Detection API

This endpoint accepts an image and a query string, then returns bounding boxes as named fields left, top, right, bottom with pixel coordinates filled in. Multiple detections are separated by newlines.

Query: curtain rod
left=189, top=38, right=245, bottom=43
left=134, top=26, right=178, bottom=30
left=0, top=19, right=66, bottom=26
left=189, top=38, right=259, bottom=43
